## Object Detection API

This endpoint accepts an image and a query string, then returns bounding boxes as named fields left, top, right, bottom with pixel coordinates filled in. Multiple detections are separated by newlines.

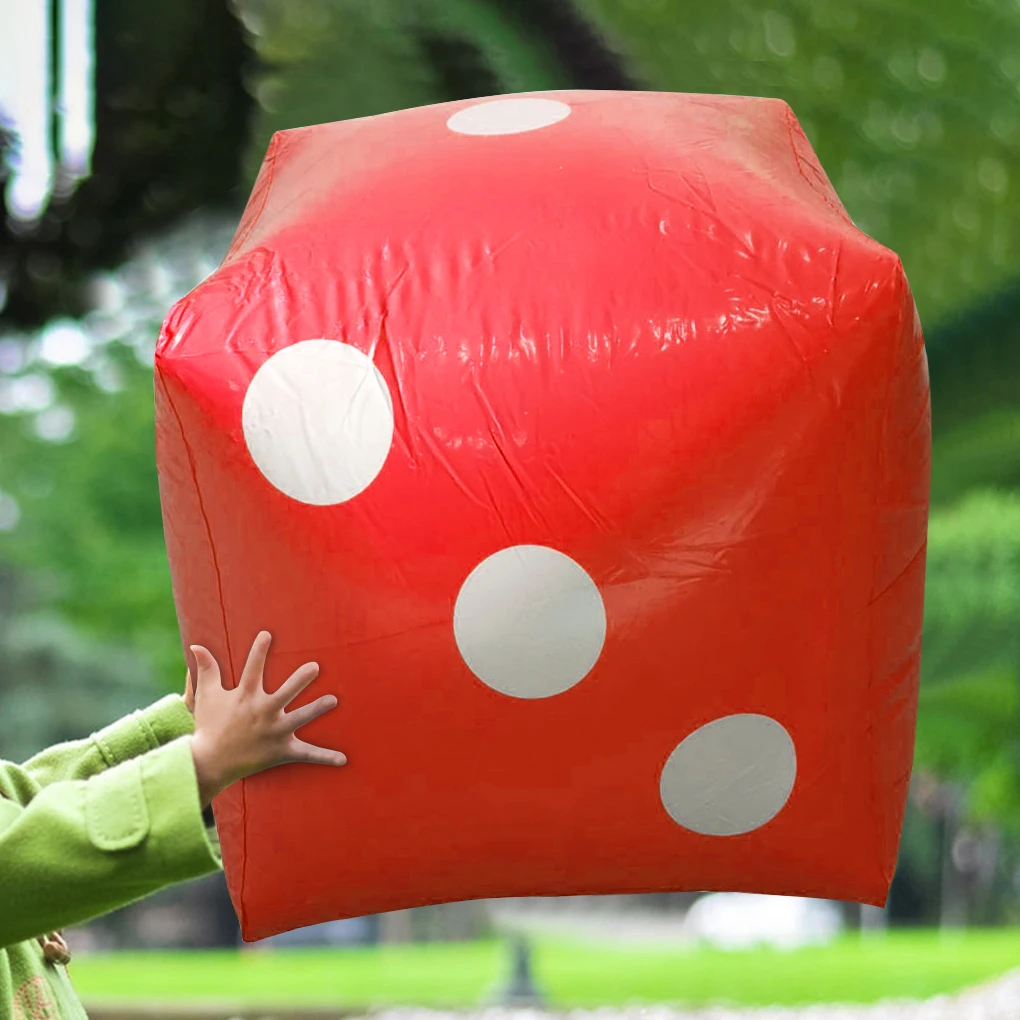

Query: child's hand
left=187, top=631, right=346, bottom=809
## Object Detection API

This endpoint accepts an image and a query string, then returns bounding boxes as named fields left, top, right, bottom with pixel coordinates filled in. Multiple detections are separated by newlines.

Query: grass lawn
left=71, top=930, right=1020, bottom=1010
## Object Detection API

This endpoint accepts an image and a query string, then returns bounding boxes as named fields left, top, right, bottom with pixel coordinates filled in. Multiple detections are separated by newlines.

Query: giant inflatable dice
left=155, top=91, right=931, bottom=941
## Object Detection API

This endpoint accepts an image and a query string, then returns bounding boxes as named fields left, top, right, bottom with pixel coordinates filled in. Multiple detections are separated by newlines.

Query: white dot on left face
left=446, top=98, right=572, bottom=136
left=453, top=545, right=606, bottom=698
left=242, top=339, right=394, bottom=506
left=659, top=715, right=797, bottom=837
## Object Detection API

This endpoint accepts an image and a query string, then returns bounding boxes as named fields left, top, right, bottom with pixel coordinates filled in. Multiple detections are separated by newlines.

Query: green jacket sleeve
left=0, top=735, right=222, bottom=948
left=11, top=694, right=196, bottom=797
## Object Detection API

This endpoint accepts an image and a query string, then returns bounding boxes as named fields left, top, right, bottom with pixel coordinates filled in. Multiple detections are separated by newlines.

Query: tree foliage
left=918, top=491, right=1020, bottom=828
left=579, top=0, right=1020, bottom=330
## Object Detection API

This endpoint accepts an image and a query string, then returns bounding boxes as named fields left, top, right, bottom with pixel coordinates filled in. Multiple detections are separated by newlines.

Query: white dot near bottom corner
left=659, top=714, right=797, bottom=836
left=446, top=98, right=572, bottom=136
left=453, top=544, right=606, bottom=698
left=241, top=339, right=394, bottom=506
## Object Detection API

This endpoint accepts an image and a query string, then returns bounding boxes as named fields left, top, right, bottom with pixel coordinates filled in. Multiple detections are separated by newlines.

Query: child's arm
left=9, top=694, right=195, bottom=797
left=0, top=735, right=220, bottom=946
left=0, top=631, right=344, bottom=947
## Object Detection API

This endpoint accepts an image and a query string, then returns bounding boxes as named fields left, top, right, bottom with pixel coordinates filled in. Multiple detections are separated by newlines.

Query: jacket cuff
left=140, top=694, right=196, bottom=746
left=139, top=736, right=223, bottom=878
left=92, top=695, right=194, bottom=769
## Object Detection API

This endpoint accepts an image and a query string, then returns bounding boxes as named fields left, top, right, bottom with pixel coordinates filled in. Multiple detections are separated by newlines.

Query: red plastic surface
left=155, top=91, right=931, bottom=941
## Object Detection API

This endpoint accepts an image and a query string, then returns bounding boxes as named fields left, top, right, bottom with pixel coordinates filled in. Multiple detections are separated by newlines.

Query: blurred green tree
left=917, top=491, right=1020, bottom=829
left=0, top=345, right=182, bottom=684
left=927, top=282, right=1020, bottom=502
left=578, top=0, right=1020, bottom=330
left=0, top=604, right=156, bottom=762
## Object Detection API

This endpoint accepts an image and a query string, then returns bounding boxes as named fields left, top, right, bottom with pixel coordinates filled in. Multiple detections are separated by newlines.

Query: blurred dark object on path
left=491, top=935, right=546, bottom=1007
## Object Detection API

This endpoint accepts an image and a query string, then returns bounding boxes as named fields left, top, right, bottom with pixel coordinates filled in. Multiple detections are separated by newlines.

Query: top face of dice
left=155, top=91, right=930, bottom=940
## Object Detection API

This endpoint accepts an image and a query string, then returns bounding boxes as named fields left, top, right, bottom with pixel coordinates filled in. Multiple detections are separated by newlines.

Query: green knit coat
left=0, top=694, right=223, bottom=1018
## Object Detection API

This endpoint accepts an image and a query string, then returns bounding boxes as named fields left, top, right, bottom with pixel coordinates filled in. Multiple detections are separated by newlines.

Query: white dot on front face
left=242, top=339, right=394, bottom=506
left=453, top=545, right=606, bottom=698
left=659, top=714, right=797, bottom=836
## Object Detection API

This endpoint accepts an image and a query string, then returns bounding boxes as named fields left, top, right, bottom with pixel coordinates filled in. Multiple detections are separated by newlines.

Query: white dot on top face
left=659, top=715, right=797, bottom=837
left=453, top=545, right=606, bottom=699
left=446, top=98, right=572, bottom=136
left=242, top=339, right=394, bottom=506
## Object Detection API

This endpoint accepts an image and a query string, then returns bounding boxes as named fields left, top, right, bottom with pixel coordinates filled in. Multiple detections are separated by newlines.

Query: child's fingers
left=288, top=738, right=347, bottom=767
left=239, top=631, right=272, bottom=693
left=284, top=694, right=337, bottom=731
left=270, top=661, right=320, bottom=708
left=189, top=646, right=221, bottom=690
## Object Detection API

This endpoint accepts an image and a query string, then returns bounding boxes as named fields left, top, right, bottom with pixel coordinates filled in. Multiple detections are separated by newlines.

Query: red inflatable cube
left=155, top=91, right=931, bottom=941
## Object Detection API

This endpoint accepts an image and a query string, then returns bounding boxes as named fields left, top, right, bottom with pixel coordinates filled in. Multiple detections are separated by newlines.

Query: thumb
left=189, top=646, right=221, bottom=691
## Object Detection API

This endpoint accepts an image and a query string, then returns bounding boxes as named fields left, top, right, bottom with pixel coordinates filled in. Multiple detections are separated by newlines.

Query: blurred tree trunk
left=939, top=784, right=968, bottom=929
left=838, top=901, right=861, bottom=931
left=860, top=903, right=888, bottom=934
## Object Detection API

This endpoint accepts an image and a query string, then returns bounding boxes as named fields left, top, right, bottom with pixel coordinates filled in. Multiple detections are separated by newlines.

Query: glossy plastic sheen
left=154, top=91, right=931, bottom=942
